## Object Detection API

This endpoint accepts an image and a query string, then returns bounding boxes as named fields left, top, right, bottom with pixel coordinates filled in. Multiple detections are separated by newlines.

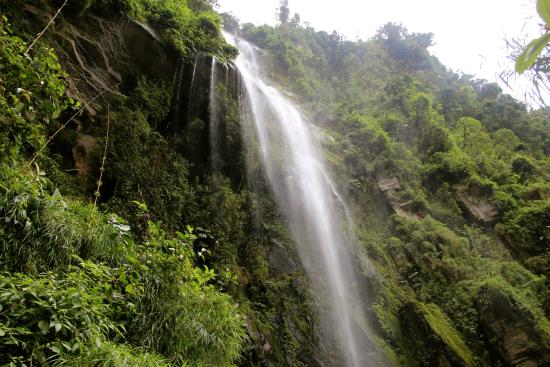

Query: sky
left=217, top=0, right=544, bottom=105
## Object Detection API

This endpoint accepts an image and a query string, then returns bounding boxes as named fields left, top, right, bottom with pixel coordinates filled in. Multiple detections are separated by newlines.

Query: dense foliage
left=1, top=0, right=550, bottom=365
left=0, top=7, right=247, bottom=366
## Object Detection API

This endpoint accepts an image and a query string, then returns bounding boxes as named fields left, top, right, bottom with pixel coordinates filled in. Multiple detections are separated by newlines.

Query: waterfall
left=171, top=59, right=185, bottom=132
left=187, top=54, right=203, bottom=121
left=224, top=32, right=376, bottom=366
left=209, top=57, right=221, bottom=171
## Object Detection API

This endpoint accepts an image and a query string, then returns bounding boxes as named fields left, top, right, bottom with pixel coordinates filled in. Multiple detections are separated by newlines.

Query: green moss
left=478, top=278, right=550, bottom=341
left=417, top=302, right=478, bottom=366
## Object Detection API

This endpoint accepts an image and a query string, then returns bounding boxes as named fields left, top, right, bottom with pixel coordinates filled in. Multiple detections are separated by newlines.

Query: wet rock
left=475, top=284, right=550, bottom=366
left=378, top=176, right=402, bottom=193
left=399, top=301, right=478, bottom=367
left=268, top=239, right=296, bottom=276
left=24, top=5, right=179, bottom=109
left=72, top=133, right=98, bottom=184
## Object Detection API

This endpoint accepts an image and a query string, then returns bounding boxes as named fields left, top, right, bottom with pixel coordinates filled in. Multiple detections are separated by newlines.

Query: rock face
left=23, top=4, right=179, bottom=111
left=475, top=284, right=550, bottom=366
left=72, top=133, right=98, bottom=182
left=454, top=185, right=499, bottom=225
left=378, top=176, right=424, bottom=219
left=59, top=14, right=177, bottom=100
left=399, top=301, right=478, bottom=367
left=268, top=239, right=296, bottom=276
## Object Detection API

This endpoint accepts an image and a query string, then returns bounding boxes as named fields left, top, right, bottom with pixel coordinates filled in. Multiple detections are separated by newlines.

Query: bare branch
left=25, top=0, right=69, bottom=54
left=94, top=104, right=110, bottom=207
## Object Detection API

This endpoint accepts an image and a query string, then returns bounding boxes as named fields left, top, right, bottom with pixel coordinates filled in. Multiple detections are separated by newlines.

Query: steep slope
left=233, top=16, right=550, bottom=366
left=1, top=1, right=550, bottom=366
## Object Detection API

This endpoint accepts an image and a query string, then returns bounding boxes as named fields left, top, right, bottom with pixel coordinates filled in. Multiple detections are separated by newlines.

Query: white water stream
left=209, top=57, right=221, bottom=172
left=223, top=33, right=374, bottom=366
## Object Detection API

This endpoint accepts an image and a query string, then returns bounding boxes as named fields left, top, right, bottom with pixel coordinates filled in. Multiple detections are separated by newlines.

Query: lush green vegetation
left=1, top=0, right=550, bottom=365
left=0, top=0, right=318, bottom=364
left=0, top=5, right=249, bottom=366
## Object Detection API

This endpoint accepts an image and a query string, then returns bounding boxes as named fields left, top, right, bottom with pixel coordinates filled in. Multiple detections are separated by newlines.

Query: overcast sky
left=218, top=0, right=543, bottom=104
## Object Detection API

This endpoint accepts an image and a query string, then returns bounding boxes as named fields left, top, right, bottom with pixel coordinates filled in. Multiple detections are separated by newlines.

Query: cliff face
left=0, top=2, right=322, bottom=366
left=232, top=15, right=550, bottom=367
left=19, top=4, right=175, bottom=101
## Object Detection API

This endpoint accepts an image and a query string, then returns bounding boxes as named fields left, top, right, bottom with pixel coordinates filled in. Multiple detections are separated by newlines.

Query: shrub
left=127, top=222, right=247, bottom=366
left=55, top=341, right=170, bottom=367
left=499, top=200, right=550, bottom=256
left=0, top=263, right=120, bottom=366
left=0, top=164, right=130, bottom=272
left=0, top=16, right=72, bottom=162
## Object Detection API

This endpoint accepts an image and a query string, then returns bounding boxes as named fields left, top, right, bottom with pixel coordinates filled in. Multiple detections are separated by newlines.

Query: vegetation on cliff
left=230, top=4, right=550, bottom=364
left=0, top=2, right=247, bottom=365
left=0, top=0, right=549, bottom=366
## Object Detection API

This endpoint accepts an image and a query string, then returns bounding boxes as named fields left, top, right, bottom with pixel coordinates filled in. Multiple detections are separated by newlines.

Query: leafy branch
left=515, top=0, right=550, bottom=73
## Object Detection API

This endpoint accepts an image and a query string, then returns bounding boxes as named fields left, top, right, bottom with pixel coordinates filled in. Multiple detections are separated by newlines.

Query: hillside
left=0, top=0, right=549, bottom=366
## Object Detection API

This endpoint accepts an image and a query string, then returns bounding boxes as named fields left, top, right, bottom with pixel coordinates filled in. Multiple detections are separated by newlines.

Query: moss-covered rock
left=475, top=284, right=550, bottom=366
left=399, top=301, right=478, bottom=366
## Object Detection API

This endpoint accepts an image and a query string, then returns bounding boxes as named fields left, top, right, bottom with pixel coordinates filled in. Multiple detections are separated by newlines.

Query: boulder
left=377, top=176, right=425, bottom=220
left=454, top=185, right=499, bottom=225
left=72, top=133, right=97, bottom=181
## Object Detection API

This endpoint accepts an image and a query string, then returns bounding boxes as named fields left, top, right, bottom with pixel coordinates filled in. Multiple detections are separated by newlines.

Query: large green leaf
left=537, top=0, right=550, bottom=25
left=515, top=33, right=550, bottom=73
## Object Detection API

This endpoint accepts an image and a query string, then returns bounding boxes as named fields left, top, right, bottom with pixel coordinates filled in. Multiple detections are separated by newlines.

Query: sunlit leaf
left=515, top=33, right=550, bottom=73
left=53, top=321, right=62, bottom=332
left=125, top=284, right=135, bottom=294
left=38, top=320, right=49, bottom=334
left=51, top=108, right=62, bottom=120
left=537, top=0, right=550, bottom=25
left=50, top=345, right=61, bottom=354
left=71, top=342, right=80, bottom=352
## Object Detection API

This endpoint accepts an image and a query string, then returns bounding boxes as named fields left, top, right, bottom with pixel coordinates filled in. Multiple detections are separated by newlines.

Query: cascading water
left=187, top=54, right=201, bottom=121
left=209, top=57, right=221, bottom=172
left=224, top=32, right=376, bottom=366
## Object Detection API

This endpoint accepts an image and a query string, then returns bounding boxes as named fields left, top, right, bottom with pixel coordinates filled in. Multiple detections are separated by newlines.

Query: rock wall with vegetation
left=0, top=0, right=549, bottom=366
left=231, top=10, right=550, bottom=366
left=0, top=0, right=316, bottom=365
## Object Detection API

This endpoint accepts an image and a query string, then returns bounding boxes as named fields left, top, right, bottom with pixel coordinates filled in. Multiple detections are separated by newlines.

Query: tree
left=290, top=13, right=300, bottom=27
left=375, top=23, right=433, bottom=70
left=221, top=12, right=239, bottom=32
left=277, top=0, right=290, bottom=24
